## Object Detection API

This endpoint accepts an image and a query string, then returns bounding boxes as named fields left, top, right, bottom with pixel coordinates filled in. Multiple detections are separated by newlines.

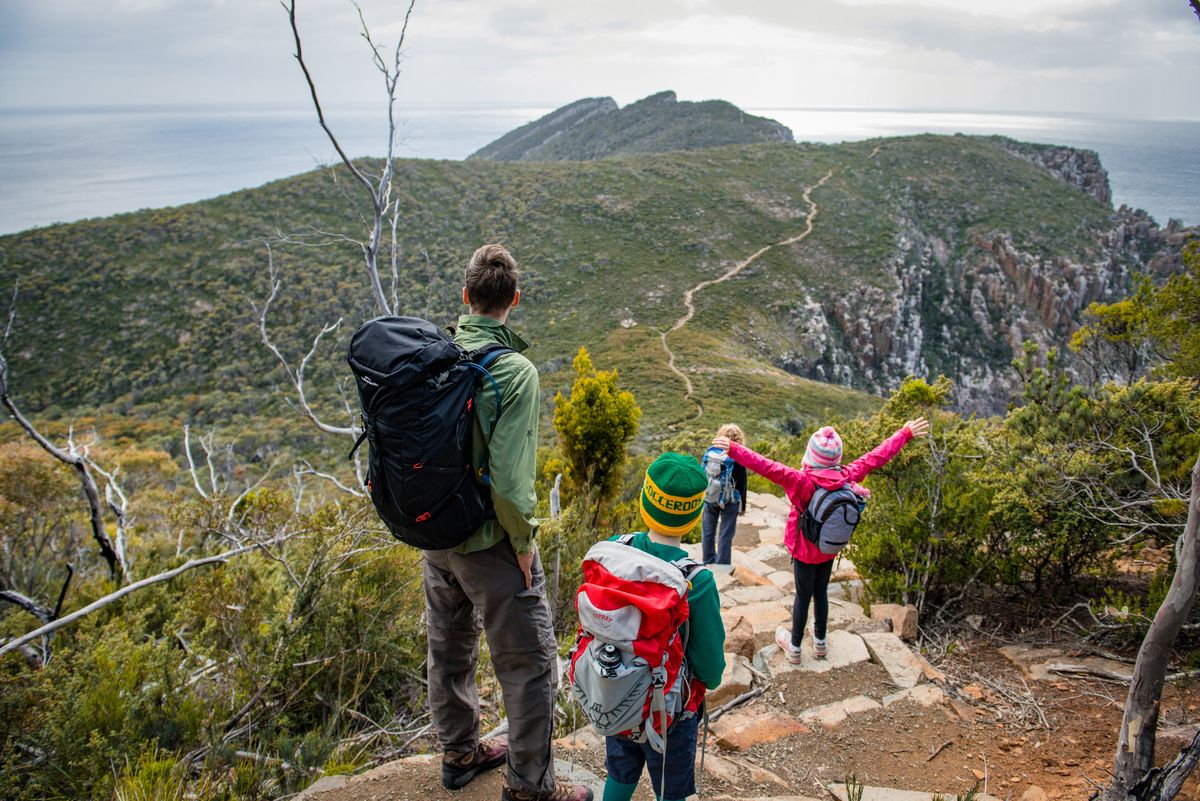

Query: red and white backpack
left=568, top=535, right=706, bottom=753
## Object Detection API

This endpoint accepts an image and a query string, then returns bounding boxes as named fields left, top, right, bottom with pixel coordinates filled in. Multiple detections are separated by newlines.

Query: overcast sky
left=1, top=0, right=1198, bottom=117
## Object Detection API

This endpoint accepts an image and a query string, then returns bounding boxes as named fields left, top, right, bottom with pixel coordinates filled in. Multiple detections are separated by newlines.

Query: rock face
left=992, top=137, right=1112, bottom=205
left=770, top=197, right=1196, bottom=414
left=469, top=90, right=793, bottom=162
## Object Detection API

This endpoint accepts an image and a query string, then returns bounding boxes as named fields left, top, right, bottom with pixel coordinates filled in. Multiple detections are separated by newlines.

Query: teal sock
left=602, top=779, right=636, bottom=801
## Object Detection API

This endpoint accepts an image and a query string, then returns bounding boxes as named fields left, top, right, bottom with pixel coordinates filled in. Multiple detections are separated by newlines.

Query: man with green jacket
left=424, top=244, right=592, bottom=801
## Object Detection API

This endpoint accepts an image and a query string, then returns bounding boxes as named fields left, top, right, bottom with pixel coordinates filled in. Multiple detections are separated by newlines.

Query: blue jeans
left=604, top=712, right=698, bottom=801
left=701, top=502, right=738, bottom=565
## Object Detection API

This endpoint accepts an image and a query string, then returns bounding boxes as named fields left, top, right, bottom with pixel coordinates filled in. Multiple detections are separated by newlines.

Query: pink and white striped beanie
left=802, top=426, right=843, bottom=469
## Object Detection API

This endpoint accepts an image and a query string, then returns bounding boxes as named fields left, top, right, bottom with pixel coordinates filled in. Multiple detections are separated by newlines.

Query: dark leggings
left=791, top=559, right=834, bottom=647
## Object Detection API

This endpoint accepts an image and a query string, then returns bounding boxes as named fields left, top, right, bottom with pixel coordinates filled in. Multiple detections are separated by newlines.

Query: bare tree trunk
left=0, top=358, right=127, bottom=581
left=1104, top=451, right=1200, bottom=800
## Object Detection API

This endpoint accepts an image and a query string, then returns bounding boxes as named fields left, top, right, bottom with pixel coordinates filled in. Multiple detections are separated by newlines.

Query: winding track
left=659, top=169, right=834, bottom=423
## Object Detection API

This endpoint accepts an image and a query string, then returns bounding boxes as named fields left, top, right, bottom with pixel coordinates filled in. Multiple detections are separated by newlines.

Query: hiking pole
left=697, top=707, right=709, bottom=797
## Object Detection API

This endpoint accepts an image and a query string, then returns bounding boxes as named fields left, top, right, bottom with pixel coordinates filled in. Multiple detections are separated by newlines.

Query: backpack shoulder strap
left=672, top=556, right=706, bottom=582
left=616, top=533, right=637, bottom=546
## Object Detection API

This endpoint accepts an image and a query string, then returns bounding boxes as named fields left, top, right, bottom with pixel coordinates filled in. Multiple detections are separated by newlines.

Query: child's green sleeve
left=685, top=571, right=726, bottom=689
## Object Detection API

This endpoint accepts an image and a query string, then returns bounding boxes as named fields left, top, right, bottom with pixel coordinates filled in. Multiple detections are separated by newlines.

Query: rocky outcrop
left=989, top=137, right=1112, bottom=205
left=767, top=205, right=1196, bottom=414
left=467, top=97, right=617, bottom=161
left=468, top=90, right=793, bottom=161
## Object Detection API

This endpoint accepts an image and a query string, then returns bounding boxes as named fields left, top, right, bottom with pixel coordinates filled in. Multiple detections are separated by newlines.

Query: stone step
left=798, top=694, right=882, bottom=730
left=709, top=709, right=811, bottom=751
left=743, top=542, right=791, bottom=564
left=745, top=490, right=791, bottom=517
left=859, top=631, right=925, bottom=689
left=882, top=684, right=947, bottom=708
left=828, top=782, right=1002, bottom=801
left=721, top=582, right=786, bottom=607
left=756, top=629, right=871, bottom=675
left=701, top=752, right=791, bottom=791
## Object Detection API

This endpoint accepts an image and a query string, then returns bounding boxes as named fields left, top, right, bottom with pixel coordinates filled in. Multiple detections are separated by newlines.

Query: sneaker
left=814, top=637, right=828, bottom=659
left=501, top=780, right=594, bottom=801
left=442, top=737, right=508, bottom=790
left=775, top=625, right=803, bottom=664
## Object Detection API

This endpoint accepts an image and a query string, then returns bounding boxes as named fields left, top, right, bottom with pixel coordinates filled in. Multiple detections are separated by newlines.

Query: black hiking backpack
left=347, top=316, right=512, bottom=550
left=799, top=481, right=867, bottom=555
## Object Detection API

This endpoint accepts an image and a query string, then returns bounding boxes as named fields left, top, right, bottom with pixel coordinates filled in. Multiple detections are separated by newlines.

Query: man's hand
left=712, top=435, right=731, bottom=451
left=903, top=417, right=930, bottom=437
left=516, top=544, right=537, bottom=590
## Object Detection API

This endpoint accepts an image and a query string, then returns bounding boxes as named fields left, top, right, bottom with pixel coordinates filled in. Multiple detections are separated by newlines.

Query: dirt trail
left=660, top=170, right=833, bottom=424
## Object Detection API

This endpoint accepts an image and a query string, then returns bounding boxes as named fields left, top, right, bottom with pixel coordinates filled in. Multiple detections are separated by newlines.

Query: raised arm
left=843, top=417, right=929, bottom=483
left=713, top=437, right=805, bottom=496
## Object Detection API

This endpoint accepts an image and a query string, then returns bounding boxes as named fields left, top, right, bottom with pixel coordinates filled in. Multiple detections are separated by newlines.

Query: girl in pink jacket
left=713, top=417, right=928, bottom=661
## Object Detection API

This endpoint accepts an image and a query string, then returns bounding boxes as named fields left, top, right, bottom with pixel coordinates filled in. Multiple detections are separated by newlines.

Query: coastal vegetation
left=1, top=89, right=1198, bottom=798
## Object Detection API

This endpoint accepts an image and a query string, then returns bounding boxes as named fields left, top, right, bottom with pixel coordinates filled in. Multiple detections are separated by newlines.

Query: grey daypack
left=701, top=446, right=735, bottom=508
left=800, top=483, right=866, bottom=555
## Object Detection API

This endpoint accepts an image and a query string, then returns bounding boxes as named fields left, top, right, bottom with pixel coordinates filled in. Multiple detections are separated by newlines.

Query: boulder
left=869, top=603, right=919, bottom=641
left=1019, top=787, right=1049, bottom=801
left=710, top=709, right=810, bottom=751
left=707, top=654, right=753, bottom=706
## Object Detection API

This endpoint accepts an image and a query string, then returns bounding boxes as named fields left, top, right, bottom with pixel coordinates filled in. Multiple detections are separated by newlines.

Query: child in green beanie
left=601, top=452, right=726, bottom=801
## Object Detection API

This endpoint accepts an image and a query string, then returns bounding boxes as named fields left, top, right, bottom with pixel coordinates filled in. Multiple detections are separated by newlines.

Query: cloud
left=0, top=0, right=1196, bottom=115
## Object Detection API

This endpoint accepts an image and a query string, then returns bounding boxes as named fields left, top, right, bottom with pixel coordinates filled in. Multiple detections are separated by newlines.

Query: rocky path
left=659, top=171, right=833, bottom=423
left=300, top=489, right=1104, bottom=801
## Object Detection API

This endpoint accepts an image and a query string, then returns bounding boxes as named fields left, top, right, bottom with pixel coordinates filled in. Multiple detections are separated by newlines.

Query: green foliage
left=843, top=378, right=1003, bottom=611
left=1149, top=239, right=1200, bottom=378
left=0, top=133, right=1136, bottom=448
left=1097, top=561, right=1174, bottom=645
left=1072, top=238, right=1200, bottom=380
left=470, top=91, right=792, bottom=162
left=553, top=347, right=641, bottom=505
left=0, top=490, right=429, bottom=800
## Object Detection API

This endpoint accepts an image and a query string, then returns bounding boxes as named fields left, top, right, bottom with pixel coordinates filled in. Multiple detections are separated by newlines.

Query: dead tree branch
left=0, top=534, right=294, bottom=659
left=0, top=355, right=127, bottom=581
left=285, top=0, right=417, bottom=317
left=252, top=243, right=356, bottom=439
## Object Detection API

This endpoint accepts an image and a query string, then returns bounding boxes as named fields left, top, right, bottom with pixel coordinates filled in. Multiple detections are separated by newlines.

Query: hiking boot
left=775, top=625, right=802, bottom=664
left=442, top=737, right=508, bottom=790
left=814, top=637, right=828, bottom=659
left=501, top=780, right=594, bottom=801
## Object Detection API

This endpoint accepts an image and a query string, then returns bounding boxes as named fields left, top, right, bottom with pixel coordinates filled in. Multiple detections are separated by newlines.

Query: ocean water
left=0, top=105, right=1196, bottom=236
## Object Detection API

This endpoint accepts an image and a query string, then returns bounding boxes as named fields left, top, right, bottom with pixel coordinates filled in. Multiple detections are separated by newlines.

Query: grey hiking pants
left=423, top=538, right=558, bottom=794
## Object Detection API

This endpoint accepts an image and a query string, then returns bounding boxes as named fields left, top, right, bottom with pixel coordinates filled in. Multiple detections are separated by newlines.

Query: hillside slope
left=0, top=135, right=1192, bottom=449
left=468, top=90, right=793, bottom=161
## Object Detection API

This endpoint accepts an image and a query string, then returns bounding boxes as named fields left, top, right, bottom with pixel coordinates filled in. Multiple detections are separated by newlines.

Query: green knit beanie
left=640, top=452, right=707, bottom=536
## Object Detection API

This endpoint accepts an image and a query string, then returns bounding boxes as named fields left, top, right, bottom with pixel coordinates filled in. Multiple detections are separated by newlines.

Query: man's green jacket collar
left=456, top=314, right=531, bottom=353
